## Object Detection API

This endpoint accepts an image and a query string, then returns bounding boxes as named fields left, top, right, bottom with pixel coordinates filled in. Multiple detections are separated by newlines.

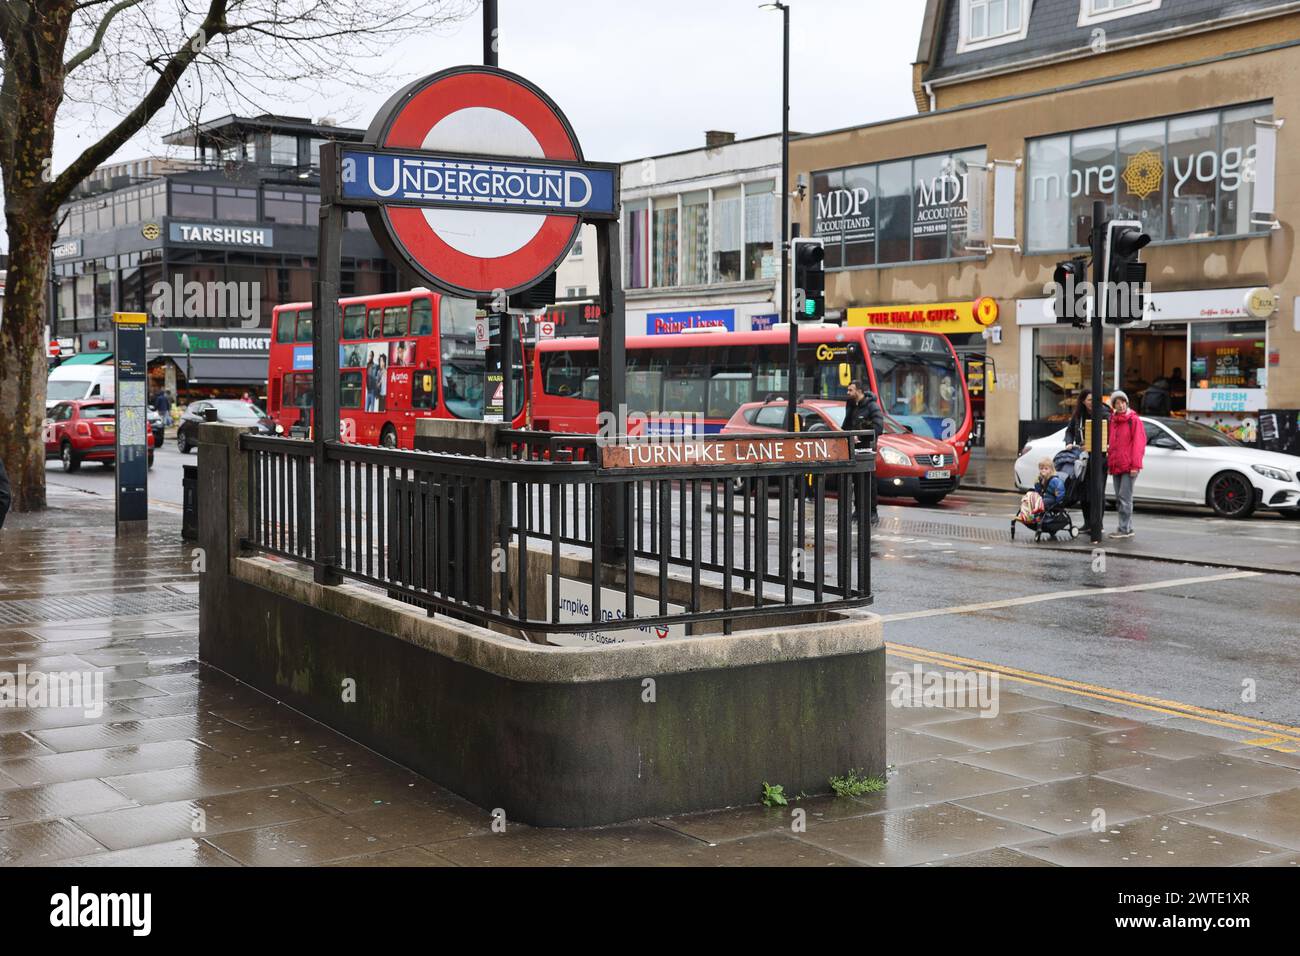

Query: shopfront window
left=1033, top=326, right=1115, bottom=422
left=1189, top=319, right=1266, bottom=406
left=1025, top=102, right=1272, bottom=251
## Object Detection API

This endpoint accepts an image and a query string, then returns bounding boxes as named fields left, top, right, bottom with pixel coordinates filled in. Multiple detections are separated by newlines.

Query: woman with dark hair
left=1066, top=389, right=1111, bottom=533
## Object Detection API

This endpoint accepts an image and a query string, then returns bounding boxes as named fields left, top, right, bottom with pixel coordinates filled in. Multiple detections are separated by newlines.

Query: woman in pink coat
left=1107, top=390, right=1146, bottom=538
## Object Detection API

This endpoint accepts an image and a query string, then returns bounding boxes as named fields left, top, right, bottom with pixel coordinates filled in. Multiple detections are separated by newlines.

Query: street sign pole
left=597, top=216, right=627, bottom=561
left=312, top=142, right=344, bottom=585
left=1089, top=199, right=1106, bottom=544
left=112, top=311, right=149, bottom=536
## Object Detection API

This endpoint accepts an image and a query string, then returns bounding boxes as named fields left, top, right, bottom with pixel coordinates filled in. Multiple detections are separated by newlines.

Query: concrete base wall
left=197, top=422, right=885, bottom=828
left=204, top=560, right=884, bottom=827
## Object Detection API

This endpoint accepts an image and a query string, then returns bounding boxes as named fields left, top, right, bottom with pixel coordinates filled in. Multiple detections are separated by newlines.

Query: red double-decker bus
left=531, top=324, right=974, bottom=474
left=268, top=289, right=524, bottom=448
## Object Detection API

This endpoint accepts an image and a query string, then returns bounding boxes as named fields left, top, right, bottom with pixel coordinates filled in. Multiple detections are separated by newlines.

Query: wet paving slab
left=3, top=494, right=1300, bottom=866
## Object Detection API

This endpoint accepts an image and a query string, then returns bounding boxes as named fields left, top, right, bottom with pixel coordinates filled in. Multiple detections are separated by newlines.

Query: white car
left=1015, top=416, right=1300, bottom=520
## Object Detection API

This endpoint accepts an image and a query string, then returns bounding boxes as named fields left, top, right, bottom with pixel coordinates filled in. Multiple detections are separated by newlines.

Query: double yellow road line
left=887, top=640, right=1300, bottom=751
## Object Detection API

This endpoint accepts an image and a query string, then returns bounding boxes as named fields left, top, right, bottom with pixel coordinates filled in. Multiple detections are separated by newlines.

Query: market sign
left=600, top=435, right=851, bottom=470
left=343, top=66, right=619, bottom=298
left=156, top=329, right=270, bottom=356
left=848, top=299, right=999, bottom=335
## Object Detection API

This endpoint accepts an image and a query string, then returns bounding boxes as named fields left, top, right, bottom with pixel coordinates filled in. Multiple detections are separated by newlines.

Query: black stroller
left=1011, top=447, right=1086, bottom=542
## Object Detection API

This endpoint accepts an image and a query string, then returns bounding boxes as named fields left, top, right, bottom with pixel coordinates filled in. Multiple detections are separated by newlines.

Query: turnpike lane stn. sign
left=341, top=66, right=618, bottom=298
left=600, top=436, right=852, bottom=470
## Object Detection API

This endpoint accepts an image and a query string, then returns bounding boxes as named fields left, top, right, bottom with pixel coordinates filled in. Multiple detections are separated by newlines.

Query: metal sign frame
left=307, top=66, right=626, bottom=582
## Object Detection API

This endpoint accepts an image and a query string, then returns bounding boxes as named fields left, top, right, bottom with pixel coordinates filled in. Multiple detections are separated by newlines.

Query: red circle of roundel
left=376, top=69, right=582, bottom=297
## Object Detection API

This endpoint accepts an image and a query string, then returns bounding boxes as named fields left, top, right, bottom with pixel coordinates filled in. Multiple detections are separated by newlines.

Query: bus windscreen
left=866, top=331, right=965, bottom=439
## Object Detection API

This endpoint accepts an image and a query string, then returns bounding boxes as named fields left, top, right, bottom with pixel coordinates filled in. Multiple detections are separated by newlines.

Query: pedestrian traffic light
left=1052, top=257, right=1089, bottom=327
left=1102, top=219, right=1150, bottom=325
left=792, top=238, right=825, bottom=320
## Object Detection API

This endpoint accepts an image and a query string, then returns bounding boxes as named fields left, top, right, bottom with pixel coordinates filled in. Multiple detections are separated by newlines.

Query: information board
left=113, top=313, right=149, bottom=530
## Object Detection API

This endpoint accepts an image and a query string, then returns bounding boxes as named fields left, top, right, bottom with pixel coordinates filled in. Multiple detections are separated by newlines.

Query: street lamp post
left=761, top=1, right=793, bottom=428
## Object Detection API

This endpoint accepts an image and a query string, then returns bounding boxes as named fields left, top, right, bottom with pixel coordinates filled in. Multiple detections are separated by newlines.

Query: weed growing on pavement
left=829, top=770, right=887, bottom=798
left=760, top=782, right=788, bottom=807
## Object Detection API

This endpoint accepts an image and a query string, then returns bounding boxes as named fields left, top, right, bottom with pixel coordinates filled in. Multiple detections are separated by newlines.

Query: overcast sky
left=51, top=0, right=927, bottom=171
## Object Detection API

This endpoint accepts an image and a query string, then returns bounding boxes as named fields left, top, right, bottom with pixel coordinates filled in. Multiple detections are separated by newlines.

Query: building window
left=711, top=185, right=742, bottom=281
left=1024, top=102, right=1271, bottom=252
left=814, top=149, right=985, bottom=270
left=742, top=180, right=774, bottom=281
left=270, top=134, right=299, bottom=166
left=570, top=236, right=583, bottom=258
left=1033, top=326, right=1115, bottom=421
left=214, top=187, right=258, bottom=222
left=263, top=189, right=306, bottom=225
left=959, top=0, right=1030, bottom=51
left=625, top=200, right=649, bottom=289
left=652, top=200, right=678, bottom=287
left=1078, top=0, right=1160, bottom=27
left=171, top=183, right=215, bottom=219
left=681, top=191, right=710, bottom=285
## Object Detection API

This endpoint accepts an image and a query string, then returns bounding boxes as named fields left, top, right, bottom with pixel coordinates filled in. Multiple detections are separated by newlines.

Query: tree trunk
left=0, top=213, right=56, bottom=512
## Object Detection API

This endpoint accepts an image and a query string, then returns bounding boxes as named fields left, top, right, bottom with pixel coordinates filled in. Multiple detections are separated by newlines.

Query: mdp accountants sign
left=339, top=66, right=619, bottom=298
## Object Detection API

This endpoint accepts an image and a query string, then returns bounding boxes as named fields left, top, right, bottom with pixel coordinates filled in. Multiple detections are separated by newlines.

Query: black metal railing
left=240, top=431, right=874, bottom=638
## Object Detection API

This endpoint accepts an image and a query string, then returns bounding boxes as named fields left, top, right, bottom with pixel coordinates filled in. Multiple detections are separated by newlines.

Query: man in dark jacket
left=844, top=381, right=884, bottom=523
left=1141, top=377, right=1171, bottom=416
left=844, top=381, right=883, bottom=444
left=0, top=458, right=11, bottom=531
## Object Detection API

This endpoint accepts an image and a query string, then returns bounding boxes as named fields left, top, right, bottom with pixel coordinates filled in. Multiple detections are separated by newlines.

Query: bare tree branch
left=65, top=0, right=146, bottom=74
left=49, top=0, right=231, bottom=206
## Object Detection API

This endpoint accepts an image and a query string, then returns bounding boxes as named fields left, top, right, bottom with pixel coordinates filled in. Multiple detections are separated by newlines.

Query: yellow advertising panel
left=847, top=297, right=999, bottom=335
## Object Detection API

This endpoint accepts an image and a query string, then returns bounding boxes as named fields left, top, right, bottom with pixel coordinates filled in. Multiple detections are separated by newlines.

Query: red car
left=721, top=399, right=961, bottom=505
left=44, top=400, right=155, bottom=472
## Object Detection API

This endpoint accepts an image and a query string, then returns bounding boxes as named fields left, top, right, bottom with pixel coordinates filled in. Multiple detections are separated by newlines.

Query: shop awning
left=59, top=352, right=113, bottom=366
left=183, top=356, right=267, bottom=385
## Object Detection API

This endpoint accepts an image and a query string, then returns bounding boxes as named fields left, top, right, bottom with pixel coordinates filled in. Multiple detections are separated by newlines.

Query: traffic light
left=792, top=238, right=825, bottom=320
left=1101, top=220, right=1150, bottom=325
left=1052, top=257, right=1089, bottom=327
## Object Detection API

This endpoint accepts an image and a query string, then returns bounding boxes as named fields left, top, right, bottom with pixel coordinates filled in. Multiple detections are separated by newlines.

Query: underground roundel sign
left=341, top=66, right=618, bottom=299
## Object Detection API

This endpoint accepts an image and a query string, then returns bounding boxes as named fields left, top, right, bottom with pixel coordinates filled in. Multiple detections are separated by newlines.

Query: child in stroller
left=1012, top=453, right=1082, bottom=541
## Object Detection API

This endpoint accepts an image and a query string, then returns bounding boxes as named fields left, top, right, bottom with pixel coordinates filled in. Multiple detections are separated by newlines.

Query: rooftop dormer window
left=958, top=0, right=1032, bottom=53
left=1078, top=0, right=1161, bottom=27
